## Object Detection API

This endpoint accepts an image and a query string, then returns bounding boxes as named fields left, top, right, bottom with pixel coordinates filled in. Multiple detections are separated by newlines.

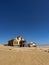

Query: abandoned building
left=8, top=36, right=26, bottom=47
left=28, top=42, right=36, bottom=47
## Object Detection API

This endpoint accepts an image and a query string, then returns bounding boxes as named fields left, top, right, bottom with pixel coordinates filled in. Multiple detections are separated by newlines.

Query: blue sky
left=0, top=0, right=49, bottom=45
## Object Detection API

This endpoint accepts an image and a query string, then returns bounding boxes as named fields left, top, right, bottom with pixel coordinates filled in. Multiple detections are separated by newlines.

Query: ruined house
left=8, top=36, right=26, bottom=47
left=28, top=42, right=36, bottom=47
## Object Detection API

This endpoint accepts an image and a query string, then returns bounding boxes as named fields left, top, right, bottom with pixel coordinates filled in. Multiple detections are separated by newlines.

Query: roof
left=29, top=42, right=36, bottom=44
left=8, top=36, right=26, bottom=42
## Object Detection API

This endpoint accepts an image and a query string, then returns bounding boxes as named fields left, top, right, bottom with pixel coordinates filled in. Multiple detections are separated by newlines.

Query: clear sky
left=0, top=0, right=49, bottom=45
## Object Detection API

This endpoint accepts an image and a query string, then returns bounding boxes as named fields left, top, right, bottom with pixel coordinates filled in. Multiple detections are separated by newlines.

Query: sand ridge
left=0, top=44, right=49, bottom=65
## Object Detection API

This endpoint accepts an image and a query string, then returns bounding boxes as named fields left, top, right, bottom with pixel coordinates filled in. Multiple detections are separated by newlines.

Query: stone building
left=28, top=42, right=36, bottom=47
left=8, top=36, right=26, bottom=47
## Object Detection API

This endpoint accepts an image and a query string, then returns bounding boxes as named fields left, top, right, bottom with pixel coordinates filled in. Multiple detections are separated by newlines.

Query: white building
left=28, top=42, right=36, bottom=47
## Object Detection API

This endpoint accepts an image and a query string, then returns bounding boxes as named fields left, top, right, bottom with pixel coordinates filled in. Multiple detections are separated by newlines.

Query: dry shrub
left=48, top=50, right=49, bottom=53
left=9, top=49, right=12, bottom=50
left=44, top=50, right=47, bottom=52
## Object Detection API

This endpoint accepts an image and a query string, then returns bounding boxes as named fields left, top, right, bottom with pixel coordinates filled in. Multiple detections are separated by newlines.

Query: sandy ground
left=0, top=44, right=49, bottom=65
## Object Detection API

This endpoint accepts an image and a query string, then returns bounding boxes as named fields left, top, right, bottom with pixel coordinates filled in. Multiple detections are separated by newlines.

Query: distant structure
left=28, top=42, right=36, bottom=47
left=8, top=36, right=26, bottom=47
left=8, top=36, right=37, bottom=47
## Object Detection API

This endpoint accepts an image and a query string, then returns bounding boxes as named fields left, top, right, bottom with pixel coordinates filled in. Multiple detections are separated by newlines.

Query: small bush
left=48, top=50, right=49, bottom=53
left=9, top=49, right=12, bottom=50
left=44, top=50, right=47, bottom=52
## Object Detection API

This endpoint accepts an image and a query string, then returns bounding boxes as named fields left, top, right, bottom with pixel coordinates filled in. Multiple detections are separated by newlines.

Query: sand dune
left=0, top=44, right=49, bottom=65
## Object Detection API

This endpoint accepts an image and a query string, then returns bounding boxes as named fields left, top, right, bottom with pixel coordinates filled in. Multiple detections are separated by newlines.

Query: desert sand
left=0, top=44, right=49, bottom=65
